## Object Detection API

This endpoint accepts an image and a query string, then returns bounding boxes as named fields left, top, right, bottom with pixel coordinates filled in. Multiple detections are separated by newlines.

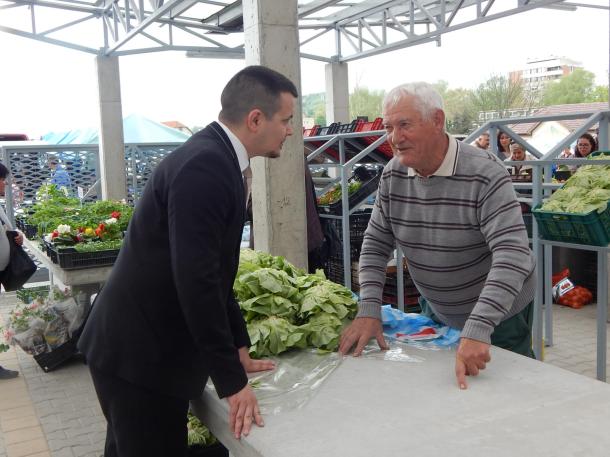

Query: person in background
left=339, top=82, right=535, bottom=390
left=0, top=162, right=23, bottom=380
left=506, top=143, right=533, bottom=175
left=496, top=131, right=512, bottom=160
left=558, top=147, right=574, bottom=159
left=574, top=133, right=597, bottom=158
left=78, top=66, right=298, bottom=457
left=473, top=132, right=489, bottom=150
left=48, top=155, right=71, bottom=189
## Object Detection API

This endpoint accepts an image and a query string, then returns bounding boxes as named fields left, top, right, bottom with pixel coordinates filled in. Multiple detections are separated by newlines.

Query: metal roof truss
left=0, top=0, right=605, bottom=59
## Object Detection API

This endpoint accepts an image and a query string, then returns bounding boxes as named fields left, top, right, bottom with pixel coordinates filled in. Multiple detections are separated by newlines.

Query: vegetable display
left=317, top=181, right=362, bottom=206
left=235, top=249, right=357, bottom=358
left=541, top=156, right=610, bottom=214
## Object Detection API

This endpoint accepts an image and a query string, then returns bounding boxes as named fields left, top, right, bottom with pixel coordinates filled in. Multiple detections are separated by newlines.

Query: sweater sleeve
left=461, top=166, right=535, bottom=344
left=356, top=167, right=396, bottom=320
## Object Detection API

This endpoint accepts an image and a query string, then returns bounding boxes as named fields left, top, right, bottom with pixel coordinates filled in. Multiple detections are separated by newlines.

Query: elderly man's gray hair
left=382, top=82, right=444, bottom=121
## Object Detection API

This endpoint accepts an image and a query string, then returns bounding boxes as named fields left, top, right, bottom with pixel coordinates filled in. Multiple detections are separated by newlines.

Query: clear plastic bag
left=49, top=297, right=84, bottom=337
left=11, top=317, right=48, bottom=355
left=246, top=349, right=343, bottom=415
left=359, top=341, right=426, bottom=362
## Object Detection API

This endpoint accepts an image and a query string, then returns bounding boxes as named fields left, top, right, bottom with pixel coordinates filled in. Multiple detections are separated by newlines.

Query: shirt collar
left=217, top=120, right=250, bottom=173
left=408, top=134, right=459, bottom=177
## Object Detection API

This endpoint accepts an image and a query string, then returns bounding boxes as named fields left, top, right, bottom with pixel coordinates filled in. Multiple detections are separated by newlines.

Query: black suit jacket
left=78, top=122, right=250, bottom=400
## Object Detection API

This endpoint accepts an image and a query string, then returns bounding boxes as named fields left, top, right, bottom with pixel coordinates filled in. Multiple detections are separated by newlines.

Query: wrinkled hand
left=455, top=337, right=491, bottom=390
left=226, top=384, right=263, bottom=439
left=339, top=317, right=388, bottom=356
left=238, top=346, right=275, bottom=373
left=14, top=231, right=23, bottom=246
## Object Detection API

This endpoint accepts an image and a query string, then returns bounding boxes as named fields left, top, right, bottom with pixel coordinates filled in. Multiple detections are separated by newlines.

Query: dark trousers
left=419, top=297, right=535, bottom=358
left=89, top=366, right=189, bottom=457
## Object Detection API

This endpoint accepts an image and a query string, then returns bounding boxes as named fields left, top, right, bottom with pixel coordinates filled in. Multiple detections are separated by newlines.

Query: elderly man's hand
left=455, top=337, right=491, bottom=389
left=339, top=317, right=388, bottom=356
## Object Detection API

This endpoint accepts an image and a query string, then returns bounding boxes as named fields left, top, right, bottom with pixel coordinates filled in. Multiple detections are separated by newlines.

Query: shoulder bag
left=1, top=230, right=37, bottom=291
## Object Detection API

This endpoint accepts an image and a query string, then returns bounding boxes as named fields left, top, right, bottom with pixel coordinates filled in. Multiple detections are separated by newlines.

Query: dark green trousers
left=419, top=297, right=535, bottom=358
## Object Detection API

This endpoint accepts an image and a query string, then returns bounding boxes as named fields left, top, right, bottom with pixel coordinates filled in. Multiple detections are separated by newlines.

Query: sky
left=0, top=2, right=608, bottom=138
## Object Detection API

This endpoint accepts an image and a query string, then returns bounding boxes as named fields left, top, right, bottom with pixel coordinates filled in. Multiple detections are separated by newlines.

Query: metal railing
left=0, top=142, right=182, bottom=223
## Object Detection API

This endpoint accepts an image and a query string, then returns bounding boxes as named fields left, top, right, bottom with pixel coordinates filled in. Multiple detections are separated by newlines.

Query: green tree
left=433, top=80, right=477, bottom=134
left=302, top=93, right=326, bottom=125
left=349, top=86, right=385, bottom=121
left=469, top=75, right=535, bottom=117
left=541, top=68, right=608, bottom=105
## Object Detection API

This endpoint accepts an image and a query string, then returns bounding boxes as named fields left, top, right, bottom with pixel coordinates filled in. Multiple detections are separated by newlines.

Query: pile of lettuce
left=542, top=155, right=610, bottom=214
left=235, top=249, right=357, bottom=357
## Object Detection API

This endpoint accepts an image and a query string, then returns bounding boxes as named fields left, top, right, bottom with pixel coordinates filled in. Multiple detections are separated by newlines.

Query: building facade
left=509, top=56, right=583, bottom=93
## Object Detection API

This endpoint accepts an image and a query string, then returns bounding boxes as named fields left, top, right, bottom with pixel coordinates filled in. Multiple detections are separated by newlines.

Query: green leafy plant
left=541, top=156, right=610, bottom=214
left=235, top=249, right=357, bottom=357
left=187, top=413, right=217, bottom=447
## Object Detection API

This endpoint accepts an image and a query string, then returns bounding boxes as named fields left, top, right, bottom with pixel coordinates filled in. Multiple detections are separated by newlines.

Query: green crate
left=532, top=204, right=610, bottom=246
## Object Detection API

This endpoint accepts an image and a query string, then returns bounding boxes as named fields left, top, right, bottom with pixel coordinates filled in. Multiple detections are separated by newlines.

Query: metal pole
left=596, top=249, right=608, bottom=382
left=531, top=164, right=543, bottom=359
left=543, top=244, right=553, bottom=347
left=396, top=244, right=404, bottom=312
left=339, top=138, right=351, bottom=289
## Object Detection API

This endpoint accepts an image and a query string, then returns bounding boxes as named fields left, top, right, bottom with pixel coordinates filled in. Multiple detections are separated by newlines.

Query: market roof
left=1, top=0, right=604, bottom=61
left=509, top=102, right=607, bottom=135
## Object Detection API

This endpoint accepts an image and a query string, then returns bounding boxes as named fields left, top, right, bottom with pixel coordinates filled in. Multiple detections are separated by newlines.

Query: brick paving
left=0, top=288, right=608, bottom=456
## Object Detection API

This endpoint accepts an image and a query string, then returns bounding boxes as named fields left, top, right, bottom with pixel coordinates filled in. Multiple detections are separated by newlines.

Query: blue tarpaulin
left=42, top=114, right=190, bottom=144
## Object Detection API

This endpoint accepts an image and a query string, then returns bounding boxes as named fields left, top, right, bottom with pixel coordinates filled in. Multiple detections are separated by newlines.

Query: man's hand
left=339, top=317, right=388, bottom=356
left=13, top=231, right=23, bottom=246
left=455, top=337, right=491, bottom=390
left=226, top=384, right=263, bottom=439
left=238, top=346, right=275, bottom=373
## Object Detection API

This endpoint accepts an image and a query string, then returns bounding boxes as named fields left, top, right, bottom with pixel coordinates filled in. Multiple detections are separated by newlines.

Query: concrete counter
left=192, top=346, right=610, bottom=457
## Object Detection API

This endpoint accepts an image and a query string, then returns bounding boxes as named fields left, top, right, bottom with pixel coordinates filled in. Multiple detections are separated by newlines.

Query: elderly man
left=473, top=132, right=490, bottom=150
left=339, top=82, right=536, bottom=389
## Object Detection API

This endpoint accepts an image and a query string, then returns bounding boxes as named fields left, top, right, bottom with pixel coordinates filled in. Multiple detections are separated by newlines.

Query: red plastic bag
left=551, top=268, right=593, bottom=309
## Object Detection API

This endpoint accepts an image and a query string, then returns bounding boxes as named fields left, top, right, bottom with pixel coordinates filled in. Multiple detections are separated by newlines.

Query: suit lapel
left=205, top=121, right=247, bottom=216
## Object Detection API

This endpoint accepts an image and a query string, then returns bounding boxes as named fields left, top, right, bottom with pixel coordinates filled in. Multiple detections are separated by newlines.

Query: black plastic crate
left=318, top=167, right=382, bottom=215
left=324, top=210, right=373, bottom=262
left=46, top=245, right=120, bottom=269
left=33, top=336, right=79, bottom=373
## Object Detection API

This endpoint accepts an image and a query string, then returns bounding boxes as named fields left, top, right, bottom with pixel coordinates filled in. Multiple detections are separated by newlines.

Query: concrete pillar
left=243, top=0, right=308, bottom=269
left=324, top=60, right=350, bottom=124
left=95, top=55, right=127, bottom=201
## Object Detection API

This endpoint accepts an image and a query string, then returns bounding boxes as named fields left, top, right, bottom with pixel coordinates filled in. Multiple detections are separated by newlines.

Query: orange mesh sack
left=552, top=268, right=593, bottom=309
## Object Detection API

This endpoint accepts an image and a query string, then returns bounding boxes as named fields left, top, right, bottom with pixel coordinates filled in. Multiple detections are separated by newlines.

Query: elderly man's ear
left=432, top=109, right=446, bottom=131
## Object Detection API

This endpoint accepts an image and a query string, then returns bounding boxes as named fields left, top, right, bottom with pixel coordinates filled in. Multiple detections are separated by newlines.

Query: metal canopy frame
left=0, top=0, right=605, bottom=59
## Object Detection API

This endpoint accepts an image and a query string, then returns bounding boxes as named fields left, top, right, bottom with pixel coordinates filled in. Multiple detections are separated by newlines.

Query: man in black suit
left=78, top=66, right=298, bottom=457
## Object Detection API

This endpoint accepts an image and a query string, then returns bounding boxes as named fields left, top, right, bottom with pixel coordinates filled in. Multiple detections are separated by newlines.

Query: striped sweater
left=357, top=140, right=536, bottom=344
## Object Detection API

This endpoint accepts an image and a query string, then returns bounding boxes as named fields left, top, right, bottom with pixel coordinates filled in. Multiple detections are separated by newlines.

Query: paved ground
left=0, top=288, right=608, bottom=457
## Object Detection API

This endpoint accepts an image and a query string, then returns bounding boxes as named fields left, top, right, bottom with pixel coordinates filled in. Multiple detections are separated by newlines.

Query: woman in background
left=0, top=162, right=24, bottom=380
left=574, top=133, right=597, bottom=158
left=496, top=131, right=512, bottom=159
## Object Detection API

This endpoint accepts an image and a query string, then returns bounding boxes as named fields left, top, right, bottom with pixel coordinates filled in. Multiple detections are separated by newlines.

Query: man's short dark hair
left=219, top=65, right=298, bottom=124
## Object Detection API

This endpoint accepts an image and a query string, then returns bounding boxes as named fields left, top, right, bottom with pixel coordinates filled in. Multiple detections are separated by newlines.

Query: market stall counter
left=191, top=346, right=610, bottom=457
left=24, top=238, right=112, bottom=303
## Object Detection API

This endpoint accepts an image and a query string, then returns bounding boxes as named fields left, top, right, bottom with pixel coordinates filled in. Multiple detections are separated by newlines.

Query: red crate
left=355, top=117, right=394, bottom=159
